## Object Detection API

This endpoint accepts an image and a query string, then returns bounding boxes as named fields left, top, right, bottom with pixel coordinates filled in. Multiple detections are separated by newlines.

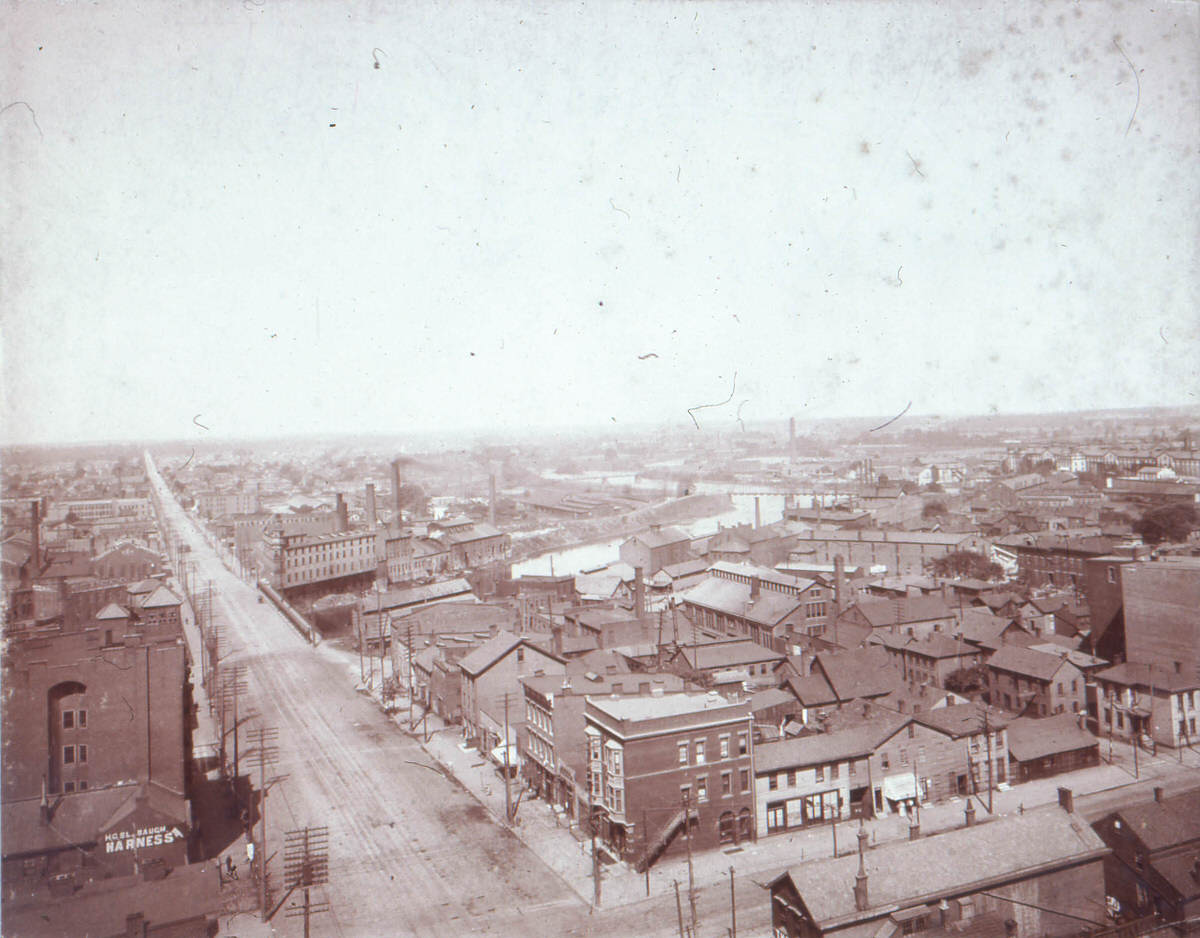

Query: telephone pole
left=984, top=706, right=994, bottom=814
left=683, top=789, right=698, bottom=932
left=503, top=692, right=513, bottom=823
left=283, top=826, right=330, bottom=938
left=246, top=726, right=280, bottom=920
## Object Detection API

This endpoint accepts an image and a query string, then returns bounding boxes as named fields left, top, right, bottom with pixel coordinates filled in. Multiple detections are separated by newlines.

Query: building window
left=900, top=749, right=908, bottom=765
left=681, top=784, right=692, bottom=805
left=721, top=771, right=732, bottom=796
left=719, top=735, right=730, bottom=758
left=678, top=742, right=689, bottom=765
left=831, top=762, right=839, bottom=780
left=697, top=777, right=708, bottom=802
left=63, top=745, right=75, bottom=764
left=815, top=765, right=824, bottom=782
left=768, top=774, right=778, bottom=791
left=881, top=751, right=890, bottom=769
left=737, top=732, right=748, bottom=755
left=62, top=711, right=74, bottom=729
left=849, top=759, right=857, bottom=776
left=786, top=770, right=796, bottom=787
left=694, top=741, right=706, bottom=764
left=739, top=769, right=750, bottom=792
left=907, top=724, right=915, bottom=738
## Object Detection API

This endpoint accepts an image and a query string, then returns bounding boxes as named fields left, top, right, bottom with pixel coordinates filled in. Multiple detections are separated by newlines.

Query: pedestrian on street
left=226, top=855, right=238, bottom=880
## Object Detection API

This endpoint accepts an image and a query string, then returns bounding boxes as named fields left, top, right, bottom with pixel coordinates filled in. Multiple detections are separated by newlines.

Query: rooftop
left=588, top=691, right=746, bottom=723
left=771, top=804, right=1107, bottom=925
left=1007, top=713, right=1099, bottom=762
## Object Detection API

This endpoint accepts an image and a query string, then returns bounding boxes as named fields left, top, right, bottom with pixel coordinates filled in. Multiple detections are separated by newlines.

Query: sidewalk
left=401, top=701, right=1200, bottom=911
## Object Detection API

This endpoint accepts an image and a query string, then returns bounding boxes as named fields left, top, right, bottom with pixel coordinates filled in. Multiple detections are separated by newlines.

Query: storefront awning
left=882, top=774, right=917, bottom=802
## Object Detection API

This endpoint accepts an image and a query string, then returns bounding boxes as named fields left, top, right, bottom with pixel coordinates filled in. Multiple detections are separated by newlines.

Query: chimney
left=965, top=799, right=976, bottom=827
left=365, top=483, right=377, bottom=530
left=30, top=499, right=41, bottom=572
left=335, top=493, right=348, bottom=532
left=489, top=474, right=497, bottom=526
left=750, top=576, right=761, bottom=601
left=392, top=458, right=404, bottom=526
left=634, top=566, right=645, bottom=619
left=40, top=775, right=50, bottom=823
left=1154, top=786, right=1164, bottom=803
left=853, top=825, right=870, bottom=910
left=754, top=497, right=761, bottom=530
left=1057, top=786, right=1075, bottom=814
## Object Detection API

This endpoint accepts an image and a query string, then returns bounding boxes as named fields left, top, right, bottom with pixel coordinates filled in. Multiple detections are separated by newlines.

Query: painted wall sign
left=103, top=824, right=185, bottom=853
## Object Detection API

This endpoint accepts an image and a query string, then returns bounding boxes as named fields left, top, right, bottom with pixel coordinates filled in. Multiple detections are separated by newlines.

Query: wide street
left=147, top=453, right=757, bottom=938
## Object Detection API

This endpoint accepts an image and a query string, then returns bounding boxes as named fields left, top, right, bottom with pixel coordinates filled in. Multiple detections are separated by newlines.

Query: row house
left=458, top=630, right=565, bottom=754
left=834, top=595, right=957, bottom=642
left=782, top=649, right=903, bottom=728
left=1013, top=534, right=1117, bottom=592
left=984, top=645, right=1087, bottom=718
left=755, top=704, right=1010, bottom=835
left=1094, top=661, right=1200, bottom=750
left=769, top=798, right=1108, bottom=938
left=870, top=631, right=983, bottom=688
left=584, top=693, right=754, bottom=870
left=668, top=639, right=786, bottom=687
left=520, top=657, right=683, bottom=827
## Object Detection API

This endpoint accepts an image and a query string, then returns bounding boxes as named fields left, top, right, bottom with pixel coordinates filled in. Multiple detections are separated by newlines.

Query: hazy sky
left=3, top=0, right=1198, bottom=445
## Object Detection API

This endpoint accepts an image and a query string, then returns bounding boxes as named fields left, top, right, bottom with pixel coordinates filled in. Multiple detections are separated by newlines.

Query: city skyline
left=3, top=1, right=1197, bottom=446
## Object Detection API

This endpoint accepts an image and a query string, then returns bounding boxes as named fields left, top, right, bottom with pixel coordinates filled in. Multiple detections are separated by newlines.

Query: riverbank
left=509, top=492, right=732, bottom=562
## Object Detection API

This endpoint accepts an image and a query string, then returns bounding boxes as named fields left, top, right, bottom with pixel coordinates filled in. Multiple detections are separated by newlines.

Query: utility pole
left=591, top=805, right=602, bottom=907
left=683, top=789, right=698, bottom=932
left=674, top=880, right=685, bottom=938
left=984, top=706, right=994, bottom=814
left=283, top=826, right=330, bottom=938
left=245, top=725, right=280, bottom=921
left=729, top=866, right=737, bottom=938
left=503, top=692, right=513, bottom=823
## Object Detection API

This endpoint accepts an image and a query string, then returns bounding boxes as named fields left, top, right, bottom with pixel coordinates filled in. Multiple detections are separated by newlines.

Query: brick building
left=1, top=599, right=191, bottom=889
left=1094, top=661, right=1200, bottom=750
left=458, top=630, right=565, bottom=754
left=521, top=658, right=682, bottom=827
left=584, top=693, right=754, bottom=870
left=1014, top=534, right=1117, bottom=593
left=870, top=632, right=982, bottom=689
left=790, top=528, right=987, bottom=577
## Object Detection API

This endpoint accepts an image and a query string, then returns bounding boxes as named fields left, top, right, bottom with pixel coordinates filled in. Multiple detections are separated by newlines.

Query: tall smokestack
left=634, top=566, right=645, bottom=619
left=30, top=499, right=40, bottom=572
left=392, top=459, right=404, bottom=527
left=335, top=493, right=348, bottom=532
left=754, top=497, right=761, bottom=530
left=489, top=474, right=497, bottom=526
left=365, top=483, right=377, bottom=530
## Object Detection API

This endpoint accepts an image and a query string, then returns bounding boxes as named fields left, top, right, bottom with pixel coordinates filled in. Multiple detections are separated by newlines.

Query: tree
left=930, top=550, right=1004, bottom=581
left=922, top=501, right=949, bottom=519
left=945, top=665, right=987, bottom=695
left=1134, top=504, right=1200, bottom=544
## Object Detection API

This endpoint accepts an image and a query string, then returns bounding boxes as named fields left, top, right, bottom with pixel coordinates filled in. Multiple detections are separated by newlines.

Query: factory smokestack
left=391, top=459, right=404, bottom=527
left=365, top=483, right=377, bottom=530
left=489, top=474, right=497, bottom=526
left=30, top=499, right=40, bottom=573
left=754, top=496, right=761, bottom=530
left=335, top=493, right=349, bottom=533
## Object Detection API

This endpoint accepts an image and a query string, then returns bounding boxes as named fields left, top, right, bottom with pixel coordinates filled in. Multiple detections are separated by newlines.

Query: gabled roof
left=96, top=603, right=131, bottom=620
left=845, top=596, right=954, bottom=628
left=458, top=630, right=561, bottom=677
left=985, top=644, right=1074, bottom=682
left=1027, top=643, right=1107, bottom=670
left=755, top=713, right=909, bottom=773
left=871, top=631, right=975, bottom=660
left=916, top=703, right=1008, bottom=738
left=140, top=585, right=182, bottom=609
left=769, top=804, right=1107, bottom=924
left=784, top=672, right=839, bottom=707
left=680, top=577, right=803, bottom=626
left=626, top=526, right=689, bottom=549
left=813, top=648, right=901, bottom=701
left=1095, top=661, right=1200, bottom=693
left=675, top=639, right=785, bottom=670
left=1108, top=788, right=1200, bottom=852
left=1007, top=713, right=1098, bottom=762
left=661, top=558, right=711, bottom=579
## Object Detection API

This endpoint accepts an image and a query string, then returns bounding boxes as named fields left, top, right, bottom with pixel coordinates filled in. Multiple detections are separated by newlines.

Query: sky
left=2, top=0, right=1198, bottom=445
